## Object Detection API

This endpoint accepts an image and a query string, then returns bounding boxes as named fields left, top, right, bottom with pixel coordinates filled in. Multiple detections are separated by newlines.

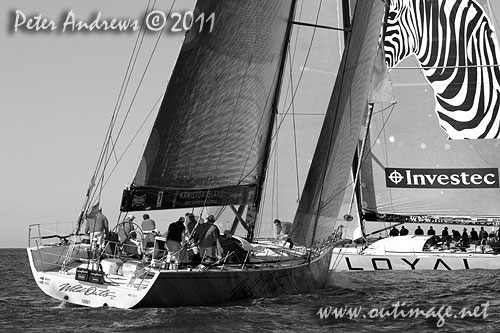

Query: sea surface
left=1, top=248, right=499, bottom=332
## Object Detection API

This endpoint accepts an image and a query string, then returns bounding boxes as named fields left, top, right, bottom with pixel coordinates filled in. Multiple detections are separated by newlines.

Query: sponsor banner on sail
left=385, top=168, right=499, bottom=189
left=360, top=0, right=500, bottom=217
left=120, top=185, right=256, bottom=212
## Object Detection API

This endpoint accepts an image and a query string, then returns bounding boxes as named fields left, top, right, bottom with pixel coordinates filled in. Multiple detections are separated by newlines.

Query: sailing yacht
left=331, top=0, right=500, bottom=271
left=27, top=0, right=382, bottom=308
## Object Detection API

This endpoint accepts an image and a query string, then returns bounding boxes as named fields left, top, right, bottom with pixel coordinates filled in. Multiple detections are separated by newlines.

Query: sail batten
left=122, top=0, right=296, bottom=212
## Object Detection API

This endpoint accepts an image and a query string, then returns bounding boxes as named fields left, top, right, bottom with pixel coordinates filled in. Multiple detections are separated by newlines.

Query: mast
left=343, top=0, right=366, bottom=230
left=343, top=0, right=366, bottom=229
left=341, top=0, right=351, bottom=42
left=349, top=0, right=390, bottom=238
left=245, top=0, right=298, bottom=241
left=307, top=0, right=352, bottom=247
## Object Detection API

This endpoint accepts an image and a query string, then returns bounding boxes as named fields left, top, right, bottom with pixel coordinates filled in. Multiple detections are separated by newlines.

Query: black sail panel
left=122, top=0, right=295, bottom=211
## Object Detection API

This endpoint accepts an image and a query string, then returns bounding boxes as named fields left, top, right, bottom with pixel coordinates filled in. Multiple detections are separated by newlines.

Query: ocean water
left=1, top=248, right=499, bottom=332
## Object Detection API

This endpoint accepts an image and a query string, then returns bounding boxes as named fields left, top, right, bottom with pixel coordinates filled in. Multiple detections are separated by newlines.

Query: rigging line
left=88, top=1, right=156, bottom=212
left=347, top=103, right=373, bottom=217
left=241, top=0, right=324, bottom=184
left=249, top=0, right=325, bottom=243
left=274, top=128, right=279, bottom=220
left=276, top=112, right=326, bottom=115
left=302, top=0, right=346, bottom=220
left=104, top=4, right=158, bottom=165
left=88, top=97, right=163, bottom=211
left=295, top=0, right=333, bottom=247
left=258, top=1, right=304, bottom=216
left=292, top=0, right=305, bottom=66
left=258, top=10, right=303, bottom=225
left=107, top=0, right=154, bottom=140
left=237, top=42, right=293, bottom=183
left=127, top=91, right=165, bottom=183
left=214, top=206, right=226, bottom=223
left=278, top=0, right=304, bottom=114
left=102, top=0, right=176, bottom=184
left=239, top=3, right=301, bottom=234
left=360, top=103, right=396, bottom=166
left=235, top=5, right=293, bottom=187
left=255, top=108, right=284, bottom=237
left=109, top=136, right=119, bottom=165
left=91, top=21, right=150, bottom=205
left=256, top=114, right=288, bottom=237
left=371, top=102, right=397, bottom=115
left=392, top=64, right=500, bottom=69
left=85, top=0, right=155, bottom=213
left=271, top=125, right=278, bottom=224
left=102, top=94, right=163, bottom=189
left=292, top=20, right=348, bottom=31
left=321, top=103, right=398, bottom=211
left=336, top=0, right=343, bottom=58
left=92, top=0, right=154, bottom=186
left=235, top=60, right=268, bottom=184
left=287, top=43, right=301, bottom=200
left=238, top=0, right=301, bottom=189
left=256, top=172, right=269, bottom=238
left=272, top=0, right=324, bottom=139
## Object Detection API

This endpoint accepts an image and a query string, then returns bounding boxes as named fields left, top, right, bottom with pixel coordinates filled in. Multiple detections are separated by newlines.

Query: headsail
left=361, top=0, right=500, bottom=218
left=291, top=1, right=387, bottom=247
left=121, top=0, right=296, bottom=212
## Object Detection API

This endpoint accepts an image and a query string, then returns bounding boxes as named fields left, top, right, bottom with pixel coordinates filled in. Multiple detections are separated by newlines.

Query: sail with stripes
left=121, top=0, right=296, bottom=212
left=360, top=0, right=500, bottom=218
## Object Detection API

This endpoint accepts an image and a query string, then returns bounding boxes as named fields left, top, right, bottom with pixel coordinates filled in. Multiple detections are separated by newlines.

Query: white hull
left=27, top=247, right=159, bottom=308
left=330, top=235, right=500, bottom=271
left=330, top=247, right=500, bottom=271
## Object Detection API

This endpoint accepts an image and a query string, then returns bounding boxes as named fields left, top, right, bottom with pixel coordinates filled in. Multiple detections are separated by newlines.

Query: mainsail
left=361, top=0, right=500, bottom=218
left=291, top=0, right=387, bottom=247
left=121, top=0, right=296, bottom=212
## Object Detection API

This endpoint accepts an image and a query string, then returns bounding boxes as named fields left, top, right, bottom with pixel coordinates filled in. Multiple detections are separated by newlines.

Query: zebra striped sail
left=121, top=0, right=295, bottom=212
left=384, top=0, right=500, bottom=139
left=361, top=0, right=500, bottom=217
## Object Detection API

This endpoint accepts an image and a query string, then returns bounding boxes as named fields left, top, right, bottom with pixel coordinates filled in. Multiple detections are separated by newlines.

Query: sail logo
left=385, top=168, right=499, bottom=189
left=131, top=194, right=147, bottom=207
